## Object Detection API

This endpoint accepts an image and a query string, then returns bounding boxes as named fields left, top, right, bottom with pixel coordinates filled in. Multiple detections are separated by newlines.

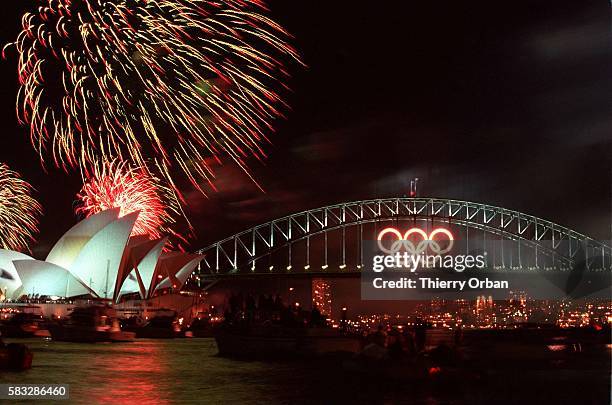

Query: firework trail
left=76, top=158, right=186, bottom=243
left=0, top=163, right=42, bottom=251
left=7, top=0, right=301, bottom=194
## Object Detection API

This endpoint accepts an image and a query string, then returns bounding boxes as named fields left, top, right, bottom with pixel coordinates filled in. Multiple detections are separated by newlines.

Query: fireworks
left=7, top=0, right=301, bottom=193
left=76, top=159, right=183, bottom=241
left=0, top=163, right=42, bottom=251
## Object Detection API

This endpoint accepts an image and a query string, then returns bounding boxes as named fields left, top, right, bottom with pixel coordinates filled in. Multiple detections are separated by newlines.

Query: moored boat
left=122, top=308, right=180, bottom=338
left=48, top=305, right=135, bottom=343
left=0, top=341, right=33, bottom=370
left=185, top=313, right=216, bottom=338
left=0, top=307, right=49, bottom=338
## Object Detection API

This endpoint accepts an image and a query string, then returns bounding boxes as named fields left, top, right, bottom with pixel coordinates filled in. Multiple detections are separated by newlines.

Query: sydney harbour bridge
left=195, top=197, right=612, bottom=281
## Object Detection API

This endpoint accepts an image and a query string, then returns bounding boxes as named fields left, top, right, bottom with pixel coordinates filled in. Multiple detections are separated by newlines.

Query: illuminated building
left=311, top=278, right=332, bottom=318
left=0, top=209, right=202, bottom=302
left=509, top=290, right=527, bottom=308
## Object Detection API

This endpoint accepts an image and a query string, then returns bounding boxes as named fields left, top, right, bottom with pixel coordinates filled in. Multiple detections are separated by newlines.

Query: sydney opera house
left=0, top=208, right=202, bottom=303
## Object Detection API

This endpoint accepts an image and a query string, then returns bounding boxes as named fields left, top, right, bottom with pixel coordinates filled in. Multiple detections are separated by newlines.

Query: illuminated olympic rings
left=376, top=227, right=454, bottom=255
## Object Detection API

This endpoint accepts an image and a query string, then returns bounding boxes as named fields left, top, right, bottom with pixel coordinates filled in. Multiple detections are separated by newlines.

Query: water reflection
left=1, top=338, right=609, bottom=404
left=88, top=342, right=170, bottom=404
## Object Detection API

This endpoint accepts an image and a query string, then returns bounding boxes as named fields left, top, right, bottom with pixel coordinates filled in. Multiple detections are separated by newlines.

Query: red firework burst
left=76, top=159, right=182, bottom=241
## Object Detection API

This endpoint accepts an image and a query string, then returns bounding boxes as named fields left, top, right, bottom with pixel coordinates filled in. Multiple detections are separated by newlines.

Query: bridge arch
left=197, top=197, right=611, bottom=276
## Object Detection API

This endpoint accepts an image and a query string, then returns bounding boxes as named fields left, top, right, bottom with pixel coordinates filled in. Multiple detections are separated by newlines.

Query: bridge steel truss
left=197, top=198, right=611, bottom=276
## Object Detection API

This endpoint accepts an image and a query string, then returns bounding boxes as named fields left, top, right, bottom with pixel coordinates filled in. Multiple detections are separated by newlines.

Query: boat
left=214, top=325, right=362, bottom=358
left=48, top=305, right=135, bottom=343
left=123, top=309, right=180, bottom=338
left=185, top=317, right=214, bottom=338
left=0, top=341, right=33, bottom=370
left=0, top=307, right=49, bottom=338
left=343, top=341, right=470, bottom=382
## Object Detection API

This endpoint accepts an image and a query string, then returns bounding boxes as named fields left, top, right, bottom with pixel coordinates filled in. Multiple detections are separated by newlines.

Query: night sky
left=1, top=0, right=610, bottom=258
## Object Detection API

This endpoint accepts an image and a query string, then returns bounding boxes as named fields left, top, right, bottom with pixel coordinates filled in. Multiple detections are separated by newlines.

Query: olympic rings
left=377, top=227, right=454, bottom=255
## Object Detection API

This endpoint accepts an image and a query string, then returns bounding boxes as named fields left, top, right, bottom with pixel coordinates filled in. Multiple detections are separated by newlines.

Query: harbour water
left=1, top=338, right=610, bottom=404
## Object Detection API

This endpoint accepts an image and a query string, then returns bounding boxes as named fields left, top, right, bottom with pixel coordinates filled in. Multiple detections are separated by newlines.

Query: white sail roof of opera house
left=114, top=236, right=167, bottom=302
left=12, top=260, right=94, bottom=298
left=0, top=208, right=203, bottom=301
left=67, top=212, right=139, bottom=299
left=46, top=208, right=121, bottom=271
left=153, top=253, right=204, bottom=293
left=0, top=250, right=35, bottom=298
left=134, top=238, right=168, bottom=300
left=118, top=269, right=141, bottom=298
